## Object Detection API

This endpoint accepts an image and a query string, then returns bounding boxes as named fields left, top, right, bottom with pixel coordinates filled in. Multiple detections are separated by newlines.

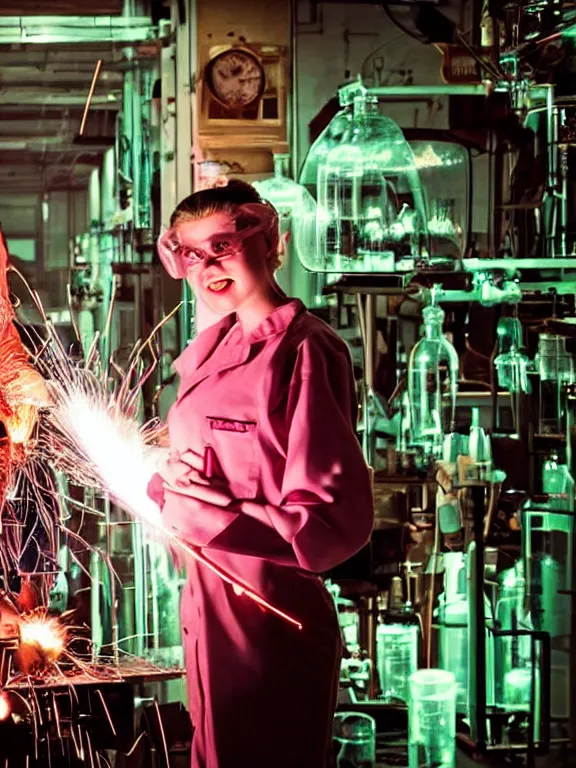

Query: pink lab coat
left=148, top=299, right=373, bottom=768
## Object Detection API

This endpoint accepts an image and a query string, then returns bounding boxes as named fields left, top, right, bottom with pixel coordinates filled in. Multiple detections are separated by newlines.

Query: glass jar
left=409, top=669, right=457, bottom=768
left=376, top=622, right=418, bottom=703
left=314, top=94, right=428, bottom=273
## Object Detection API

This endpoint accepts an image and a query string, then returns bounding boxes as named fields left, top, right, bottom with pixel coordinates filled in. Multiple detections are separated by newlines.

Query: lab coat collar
left=174, top=299, right=306, bottom=396
left=173, top=314, right=235, bottom=379
left=247, top=299, right=305, bottom=342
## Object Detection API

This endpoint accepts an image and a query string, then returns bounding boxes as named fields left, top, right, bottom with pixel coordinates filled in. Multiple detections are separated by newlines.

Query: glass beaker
left=333, top=712, right=376, bottom=768
left=376, top=622, right=418, bottom=703
left=408, top=669, right=456, bottom=768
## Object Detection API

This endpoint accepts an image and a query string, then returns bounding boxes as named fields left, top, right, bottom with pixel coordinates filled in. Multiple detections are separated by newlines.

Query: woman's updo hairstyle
left=169, top=179, right=262, bottom=226
left=170, top=179, right=281, bottom=270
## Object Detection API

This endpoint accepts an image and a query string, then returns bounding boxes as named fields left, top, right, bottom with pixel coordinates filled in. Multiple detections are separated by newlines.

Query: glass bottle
left=408, top=303, right=459, bottom=456
left=494, top=317, right=530, bottom=394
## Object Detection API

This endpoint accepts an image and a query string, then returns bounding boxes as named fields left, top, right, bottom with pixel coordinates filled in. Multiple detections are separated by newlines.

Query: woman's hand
left=159, top=449, right=233, bottom=508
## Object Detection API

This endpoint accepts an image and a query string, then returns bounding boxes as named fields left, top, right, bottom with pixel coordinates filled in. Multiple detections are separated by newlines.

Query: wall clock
left=205, top=48, right=266, bottom=110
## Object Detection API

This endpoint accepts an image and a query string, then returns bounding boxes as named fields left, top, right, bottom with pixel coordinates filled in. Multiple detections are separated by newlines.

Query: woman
left=149, top=180, right=373, bottom=768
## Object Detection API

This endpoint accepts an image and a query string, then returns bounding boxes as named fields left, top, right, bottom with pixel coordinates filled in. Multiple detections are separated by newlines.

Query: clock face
left=206, top=49, right=265, bottom=110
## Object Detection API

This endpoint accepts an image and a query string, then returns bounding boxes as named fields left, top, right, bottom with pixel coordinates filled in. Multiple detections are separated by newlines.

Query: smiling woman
left=158, top=181, right=283, bottom=334
left=151, top=179, right=374, bottom=768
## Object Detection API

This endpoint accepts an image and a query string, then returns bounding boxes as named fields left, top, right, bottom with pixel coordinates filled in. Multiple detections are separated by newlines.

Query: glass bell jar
left=299, top=109, right=352, bottom=201
left=314, top=93, right=429, bottom=273
left=253, top=154, right=316, bottom=306
left=409, top=137, right=470, bottom=262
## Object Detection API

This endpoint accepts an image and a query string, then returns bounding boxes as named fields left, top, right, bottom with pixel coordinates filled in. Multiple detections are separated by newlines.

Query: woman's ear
left=269, top=230, right=290, bottom=271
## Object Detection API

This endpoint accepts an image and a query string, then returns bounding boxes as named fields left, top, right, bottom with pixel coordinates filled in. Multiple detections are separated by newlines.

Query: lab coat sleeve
left=155, top=333, right=374, bottom=573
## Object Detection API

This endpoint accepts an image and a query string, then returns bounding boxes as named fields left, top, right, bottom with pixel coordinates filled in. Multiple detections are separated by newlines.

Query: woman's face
left=176, top=212, right=274, bottom=317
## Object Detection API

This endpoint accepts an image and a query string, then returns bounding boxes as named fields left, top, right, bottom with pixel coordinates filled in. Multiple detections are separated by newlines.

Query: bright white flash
left=55, top=391, right=164, bottom=530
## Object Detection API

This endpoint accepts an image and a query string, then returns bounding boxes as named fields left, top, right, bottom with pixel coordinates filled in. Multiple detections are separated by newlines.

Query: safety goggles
left=157, top=202, right=279, bottom=280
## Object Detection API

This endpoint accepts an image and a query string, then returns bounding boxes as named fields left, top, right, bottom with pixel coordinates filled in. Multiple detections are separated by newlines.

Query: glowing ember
left=0, top=691, right=10, bottom=721
left=19, top=614, right=66, bottom=663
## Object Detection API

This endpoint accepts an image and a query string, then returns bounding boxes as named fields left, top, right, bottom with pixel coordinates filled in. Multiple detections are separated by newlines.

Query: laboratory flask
left=408, top=303, right=459, bottom=456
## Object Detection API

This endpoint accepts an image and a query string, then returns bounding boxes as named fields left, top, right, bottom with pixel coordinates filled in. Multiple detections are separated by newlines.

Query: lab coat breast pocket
left=205, top=416, right=259, bottom=500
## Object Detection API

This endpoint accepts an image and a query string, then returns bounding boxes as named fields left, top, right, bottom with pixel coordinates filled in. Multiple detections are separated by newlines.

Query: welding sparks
left=19, top=613, right=66, bottom=659
left=10, top=280, right=302, bottom=630
left=46, top=387, right=302, bottom=630
left=16, top=611, right=67, bottom=676
left=50, top=389, right=164, bottom=530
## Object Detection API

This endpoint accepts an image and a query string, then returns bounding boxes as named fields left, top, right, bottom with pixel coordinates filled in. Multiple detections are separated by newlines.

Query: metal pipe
left=0, top=16, right=157, bottom=45
left=132, top=64, right=143, bottom=231
left=467, top=488, right=487, bottom=748
left=79, top=59, right=103, bottom=136
left=132, top=521, right=147, bottom=658
left=104, top=496, right=119, bottom=664
left=362, top=294, right=377, bottom=466
left=160, top=42, right=177, bottom=227
left=365, top=84, right=551, bottom=99
left=546, top=87, right=558, bottom=258
left=174, top=0, right=192, bottom=203
left=172, top=0, right=195, bottom=344
left=559, top=108, right=568, bottom=258
left=290, top=0, right=300, bottom=178
left=536, top=630, right=551, bottom=751
left=365, top=294, right=375, bottom=391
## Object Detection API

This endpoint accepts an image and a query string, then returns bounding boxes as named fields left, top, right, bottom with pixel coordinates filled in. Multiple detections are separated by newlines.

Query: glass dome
left=313, top=94, right=429, bottom=273
left=253, top=155, right=316, bottom=306
left=409, top=138, right=470, bottom=262
left=299, top=109, right=352, bottom=200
